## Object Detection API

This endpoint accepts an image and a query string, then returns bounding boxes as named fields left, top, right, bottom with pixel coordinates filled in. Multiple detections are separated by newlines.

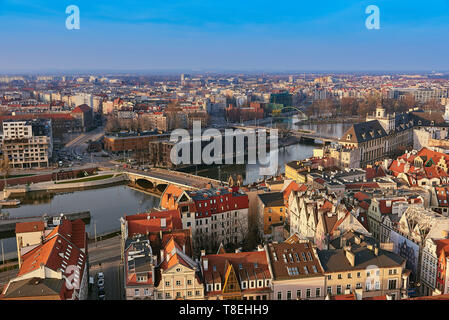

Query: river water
left=0, top=121, right=350, bottom=258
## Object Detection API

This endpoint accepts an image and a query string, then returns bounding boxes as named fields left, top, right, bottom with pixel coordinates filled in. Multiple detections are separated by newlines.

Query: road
left=88, top=236, right=123, bottom=300
left=0, top=268, right=19, bottom=289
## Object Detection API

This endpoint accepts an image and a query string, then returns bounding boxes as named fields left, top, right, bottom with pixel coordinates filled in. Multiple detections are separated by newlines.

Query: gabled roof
left=202, top=251, right=270, bottom=291
left=342, top=120, right=387, bottom=144
left=1, top=277, right=65, bottom=300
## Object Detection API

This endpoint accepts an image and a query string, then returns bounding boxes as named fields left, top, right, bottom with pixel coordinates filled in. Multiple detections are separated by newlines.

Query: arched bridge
left=124, top=167, right=224, bottom=194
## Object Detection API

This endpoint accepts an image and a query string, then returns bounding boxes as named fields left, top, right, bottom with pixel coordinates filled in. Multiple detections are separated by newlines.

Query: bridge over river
left=230, top=125, right=341, bottom=144
left=104, top=166, right=225, bottom=194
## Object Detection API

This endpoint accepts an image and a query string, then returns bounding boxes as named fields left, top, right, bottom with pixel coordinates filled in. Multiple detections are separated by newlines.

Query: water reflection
left=1, top=185, right=160, bottom=256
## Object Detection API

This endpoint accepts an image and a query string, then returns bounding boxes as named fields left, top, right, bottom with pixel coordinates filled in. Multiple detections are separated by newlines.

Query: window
left=296, top=290, right=301, bottom=299
left=375, top=281, right=380, bottom=290
left=134, top=289, right=140, bottom=296
left=336, top=285, right=342, bottom=295
left=346, top=284, right=351, bottom=291
left=338, top=274, right=342, bottom=279
left=366, top=282, right=372, bottom=291
left=144, top=288, right=149, bottom=295
left=165, top=281, right=170, bottom=286
left=287, top=291, right=292, bottom=300
left=176, top=280, right=181, bottom=286
left=288, top=267, right=299, bottom=276
left=357, top=272, right=361, bottom=278
left=187, top=279, right=192, bottom=285
left=165, top=292, right=171, bottom=298
left=306, top=289, right=311, bottom=298
left=277, top=292, right=282, bottom=300
left=187, top=291, right=192, bottom=297
left=388, top=279, right=397, bottom=290
left=196, top=291, right=201, bottom=296
left=316, top=288, right=321, bottom=297
left=347, top=273, right=352, bottom=279
left=356, top=283, right=362, bottom=289
left=303, top=266, right=309, bottom=274
left=327, top=275, right=332, bottom=280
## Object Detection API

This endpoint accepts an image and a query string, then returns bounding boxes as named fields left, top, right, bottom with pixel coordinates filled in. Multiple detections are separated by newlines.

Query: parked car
left=98, top=278, right=105, bottom=289
left=98, top=289, right=105, bottom=300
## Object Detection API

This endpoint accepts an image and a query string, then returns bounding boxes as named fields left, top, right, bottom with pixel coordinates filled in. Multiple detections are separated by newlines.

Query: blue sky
left=0, top=0, right=448, bottom=72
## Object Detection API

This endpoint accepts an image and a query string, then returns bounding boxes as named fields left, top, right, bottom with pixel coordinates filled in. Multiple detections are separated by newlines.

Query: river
left=0, top=120, right=350, bottom=258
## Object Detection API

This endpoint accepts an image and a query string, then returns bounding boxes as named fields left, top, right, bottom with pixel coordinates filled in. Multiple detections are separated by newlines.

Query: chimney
left=380, top=242, right=394, bottom=252
left=345, top=247, right=355, bottom=267
left=203, top=258, right=208, bottom=271
left=160, top=249, right=164, bottom=263
left=201, top=249, right=206, bottom=256
left=160, top=218, right=166, bottom=228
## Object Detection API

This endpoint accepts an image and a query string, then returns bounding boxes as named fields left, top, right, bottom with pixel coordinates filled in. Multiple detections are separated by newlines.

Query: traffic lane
left=100, top=261, right=122, bottom=300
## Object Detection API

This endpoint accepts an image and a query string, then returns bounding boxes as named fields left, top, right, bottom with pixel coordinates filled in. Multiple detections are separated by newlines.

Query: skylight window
left=287, top=267, right=299, bottom=276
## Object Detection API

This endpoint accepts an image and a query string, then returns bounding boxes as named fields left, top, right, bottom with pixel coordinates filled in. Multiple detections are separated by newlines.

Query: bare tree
left=0, top=155, right=10, bottom=192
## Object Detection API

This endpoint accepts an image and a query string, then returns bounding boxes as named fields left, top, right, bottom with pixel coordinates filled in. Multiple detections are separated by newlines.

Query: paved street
left=0, top=268, right=19, bottom=289
left=88, top=236, right=124, bottom=300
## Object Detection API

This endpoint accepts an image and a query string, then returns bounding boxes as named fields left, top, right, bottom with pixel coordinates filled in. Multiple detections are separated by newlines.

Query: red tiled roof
left=126, top=209, right=182, bottom=237
left=72, top=104, right=91, bottom=113
left=15, top=221, right=45, bottom=234
left=330, top=293, right=355, bottom=300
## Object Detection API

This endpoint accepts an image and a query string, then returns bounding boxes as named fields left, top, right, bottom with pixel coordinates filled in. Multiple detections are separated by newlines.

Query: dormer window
left=207, top=284, right=213, bottom=291
left=215, top=283, right=221, bottom=291
left=250, top=281, right=255, bottom=288
left=241, top=281, right=247, bottom=289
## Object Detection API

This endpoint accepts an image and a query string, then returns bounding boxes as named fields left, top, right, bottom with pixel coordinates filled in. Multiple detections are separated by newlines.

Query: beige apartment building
left=153, top=237, right=204, bottom=300
left=2, top=119, right=52, bottom=168
left=318, top=232, right=410, bottom=300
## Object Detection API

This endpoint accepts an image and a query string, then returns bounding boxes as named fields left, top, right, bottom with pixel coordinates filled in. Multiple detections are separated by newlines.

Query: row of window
left=164, top=279, right=194, bottom=287
left=278, top=288, right=321, bottom=300
left=327, top=268, right=398, bottom=280
left=154, top=290, right=202, bottom=299
left=206, top=279, right=270, bottom=292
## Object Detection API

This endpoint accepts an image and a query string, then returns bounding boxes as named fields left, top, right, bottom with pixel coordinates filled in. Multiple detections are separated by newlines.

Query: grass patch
left=55, top=174, right=117, bottom=184
left=5, top=174, right=36, bottom=179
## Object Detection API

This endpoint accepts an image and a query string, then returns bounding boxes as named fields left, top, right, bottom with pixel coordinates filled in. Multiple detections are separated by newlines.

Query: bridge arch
left=272, top=106, right=308, bottom=120
left=136, top=178, right=154, bottom=189
left=156, top=183, right=168, bottom=193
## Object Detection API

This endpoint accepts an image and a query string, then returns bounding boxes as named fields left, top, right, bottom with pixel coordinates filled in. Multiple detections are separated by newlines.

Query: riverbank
left=5, top=172, right=126, bottom=196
